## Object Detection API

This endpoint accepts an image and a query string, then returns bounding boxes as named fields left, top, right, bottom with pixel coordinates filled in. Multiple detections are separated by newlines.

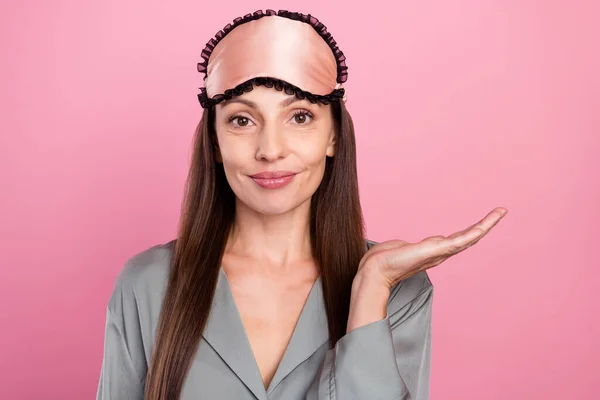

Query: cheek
left=219, top=145, right=252, bottom=194
left=218, top=138, right=252, bottom=170
left=293, top=136, right=330, bottom=167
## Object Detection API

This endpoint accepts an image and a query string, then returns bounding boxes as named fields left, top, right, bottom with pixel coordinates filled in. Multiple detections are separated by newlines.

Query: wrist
left=346, top=271, right=391, bottom=333
left=351, top=270, right=391, bottom=297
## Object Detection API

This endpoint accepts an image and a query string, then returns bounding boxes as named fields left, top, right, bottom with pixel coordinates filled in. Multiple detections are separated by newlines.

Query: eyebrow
left=218, top=95, right=307, bottom=109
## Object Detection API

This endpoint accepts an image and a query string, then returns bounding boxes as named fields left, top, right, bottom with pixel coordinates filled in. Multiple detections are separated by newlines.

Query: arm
left=96, top=260, right=149, bottom=400
left=96, top=307, right=146, bottom=400
left=307, top=271, right=433, bottom=400
left=310, top=206, right=506, bottom=399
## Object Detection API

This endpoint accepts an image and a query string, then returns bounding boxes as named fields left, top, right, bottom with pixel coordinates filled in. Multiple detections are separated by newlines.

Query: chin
left=235, top=191, right=310, bottom=216
left=246, top=198, right=302, bottom=216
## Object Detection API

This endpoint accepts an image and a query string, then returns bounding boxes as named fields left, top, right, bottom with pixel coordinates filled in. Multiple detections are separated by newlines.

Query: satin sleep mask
left=197, top=10, right=348, bottom=109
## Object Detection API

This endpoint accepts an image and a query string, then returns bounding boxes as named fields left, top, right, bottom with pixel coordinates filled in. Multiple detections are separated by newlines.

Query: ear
left=326, top=127, right=336, bottom=157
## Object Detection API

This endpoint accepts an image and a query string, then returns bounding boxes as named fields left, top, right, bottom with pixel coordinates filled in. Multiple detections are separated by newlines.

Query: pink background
left=1, top=0, right=598, bottom=399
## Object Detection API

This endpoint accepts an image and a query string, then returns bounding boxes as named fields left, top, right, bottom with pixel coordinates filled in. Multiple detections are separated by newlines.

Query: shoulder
left=365, top=239, right=434, bottom=327
left=107, top=239, right=176, bottom=314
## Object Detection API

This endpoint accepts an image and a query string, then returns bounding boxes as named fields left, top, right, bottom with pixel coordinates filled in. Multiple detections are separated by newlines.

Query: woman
left=96, top=10, right=507, bottom=400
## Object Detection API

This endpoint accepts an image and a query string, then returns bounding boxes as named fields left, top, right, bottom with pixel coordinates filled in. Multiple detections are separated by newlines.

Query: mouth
left=250, top=171, right=297, bottom=179
left=249, top=171, right=298, bottom=189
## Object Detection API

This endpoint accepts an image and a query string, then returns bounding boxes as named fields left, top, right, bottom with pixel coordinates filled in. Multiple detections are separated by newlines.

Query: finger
left=380, top=240, right=444, bottom=274
left=416, top=233, right=483, bottom=274
left=379, top=230, right=478, bottom=283
left=448, top=207, right=507, bottom=240
left=445, top=208, right=507, bottom=254
left=390, top=252, right=448, bottom=283
left=448, top=229, right=485, bottom=255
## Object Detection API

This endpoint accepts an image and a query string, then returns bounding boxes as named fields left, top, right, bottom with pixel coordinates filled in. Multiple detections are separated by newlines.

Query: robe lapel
left=266, top=275, right=329, bottom=394
left=202, top=269, right=268, bottom=400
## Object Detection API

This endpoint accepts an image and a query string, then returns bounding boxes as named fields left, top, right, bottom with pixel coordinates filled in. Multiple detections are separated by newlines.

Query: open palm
left=359, top=207, right=508, bottom=288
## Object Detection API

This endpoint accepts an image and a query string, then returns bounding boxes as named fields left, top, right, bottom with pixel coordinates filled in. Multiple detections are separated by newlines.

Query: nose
left=255, top=122, right=286, bottom=162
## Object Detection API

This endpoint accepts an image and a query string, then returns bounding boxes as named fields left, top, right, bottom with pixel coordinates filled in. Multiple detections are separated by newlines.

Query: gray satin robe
left=96, top=239, right=433, bottom=399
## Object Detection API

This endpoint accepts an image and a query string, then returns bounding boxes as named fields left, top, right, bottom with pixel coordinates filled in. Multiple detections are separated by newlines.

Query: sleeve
left=96, top=260, right=149, bottom=400
left=307, top=274, right=433, bottom=400
left=96, top=307, right=146, bottom=400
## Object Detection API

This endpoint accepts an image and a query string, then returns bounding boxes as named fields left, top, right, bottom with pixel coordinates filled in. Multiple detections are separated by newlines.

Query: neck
left=224, top=198, right=313, bottom=272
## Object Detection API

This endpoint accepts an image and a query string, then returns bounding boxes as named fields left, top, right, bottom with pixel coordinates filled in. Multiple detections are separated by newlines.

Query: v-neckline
left=201, top=267, right=329, bottom=399
left=220, top=268, right=320, bottom=389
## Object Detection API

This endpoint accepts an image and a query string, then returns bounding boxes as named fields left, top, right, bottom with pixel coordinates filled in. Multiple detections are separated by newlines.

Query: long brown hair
left=144, top=98, right=366, bottom=399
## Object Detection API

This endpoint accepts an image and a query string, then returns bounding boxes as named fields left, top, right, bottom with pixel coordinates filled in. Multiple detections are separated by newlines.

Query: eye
left=291, top=110, right=313, bottom=125
left=228, top=114, right=254, bottom=128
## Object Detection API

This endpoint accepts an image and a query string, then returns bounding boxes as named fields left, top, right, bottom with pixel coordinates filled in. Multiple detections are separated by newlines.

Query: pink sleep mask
left=197, top=10, right=348, bottom=108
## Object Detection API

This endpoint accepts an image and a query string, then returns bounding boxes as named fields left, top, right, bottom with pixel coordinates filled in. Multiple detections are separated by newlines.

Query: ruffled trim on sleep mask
left=197, top=76, right=345, bottom=109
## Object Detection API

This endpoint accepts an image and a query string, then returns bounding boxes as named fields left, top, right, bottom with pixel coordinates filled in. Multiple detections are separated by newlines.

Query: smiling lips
left=250, top=171, right=297, bottom=189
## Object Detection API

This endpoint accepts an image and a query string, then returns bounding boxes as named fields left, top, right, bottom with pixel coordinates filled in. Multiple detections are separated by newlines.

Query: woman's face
left=214, top=85, right=336, bottom=216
